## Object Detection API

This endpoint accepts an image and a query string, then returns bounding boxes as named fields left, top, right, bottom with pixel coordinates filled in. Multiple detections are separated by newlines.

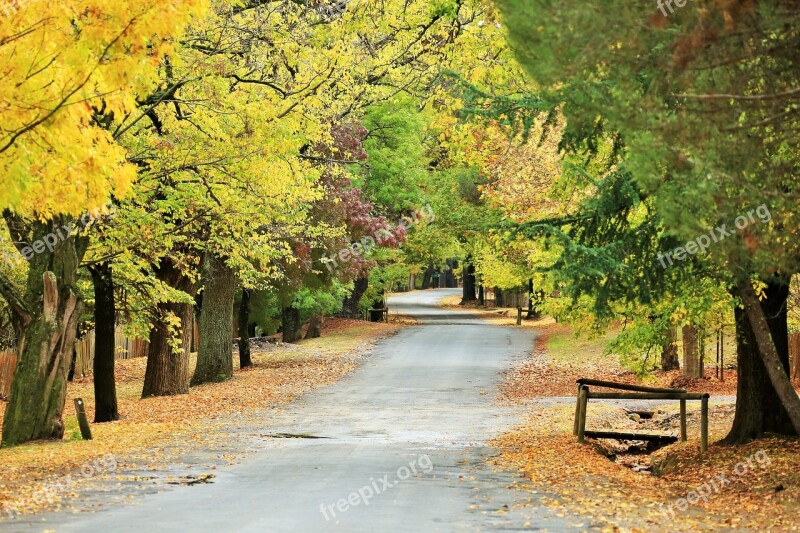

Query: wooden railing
left=573, top=378, right=711, bottom=452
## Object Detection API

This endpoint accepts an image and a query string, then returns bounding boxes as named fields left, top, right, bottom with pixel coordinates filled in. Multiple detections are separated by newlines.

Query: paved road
left=8, top=289, right=576, bottom=532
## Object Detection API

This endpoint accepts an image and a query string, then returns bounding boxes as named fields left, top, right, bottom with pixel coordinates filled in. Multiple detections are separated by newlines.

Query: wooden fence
left=0, top=327, right=149, bottom=398
left=0, top=350, right=16, bottom=399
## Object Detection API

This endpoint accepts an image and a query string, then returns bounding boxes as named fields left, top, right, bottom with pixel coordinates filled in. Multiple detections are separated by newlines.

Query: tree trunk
left=525, top=279, right=534, bottom=319
left=1, top=217, right=85, bottom=446
left=461, top=259, right=477, bottom=304
left=446, top=259, right=458, bottom=288
left=661, top=325, right=680, bottom=371
left=478, top=284, right=485, bottom=306
left=682, top=325, right=701, bottom=378
left=281, top=306, right=302, bottom=343
left=734, top=280, right=800, bottom=434
left=191, top=253, right=236, bottom=386
left=340, top=276, right=368, bottom=318
left=505, top=289, right=516, bottom=308
left=142, top=259, right=198, bottom=398
left=422, top=262, right=435, bottom=289
left=305, top=314, right=324, bottom=339
left=67, top=341, right=78, bottom=382
left=724, top=279, right=798, bottom=443
left=238, top=288, right=252, bottom=369
left=699, top=325, right=706, bottom=378
left=89, top=262, right=119, bottom=422
left=494, top=287, right=504, bottom=307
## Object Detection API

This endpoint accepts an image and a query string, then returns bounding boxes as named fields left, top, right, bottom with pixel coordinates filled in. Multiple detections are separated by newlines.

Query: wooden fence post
left=720, top=329, right=725, bottom=382
left=700, top=394, right=709, bottom=452
left=74, top=398, right=93, bottom=440
left=790, top=332, right=800, bottom=380
left=577, top=386, right=588, bottom=443
left=573, top=385, right=582, bottom=436
left=516, top=307, right=522, bottom=325
left=680, top=398, right=687, bottom=442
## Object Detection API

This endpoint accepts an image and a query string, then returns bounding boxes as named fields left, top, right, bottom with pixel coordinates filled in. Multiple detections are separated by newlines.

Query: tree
left=661, top=326, right=679, bottom=372
left=682, top=325, right=701, bottom=379
left=115, top=0, right=491, bottom=387
left=494, top=0, right=800, bottom=441
left=192, top=253, right=237, bottom=385
left=0, top=0, right=207, bottom=446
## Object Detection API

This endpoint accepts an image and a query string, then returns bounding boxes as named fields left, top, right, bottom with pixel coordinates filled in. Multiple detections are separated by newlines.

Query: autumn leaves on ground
left=0, top=319, right=399, bottom=517
left=475, top=305, right=800, bottom=531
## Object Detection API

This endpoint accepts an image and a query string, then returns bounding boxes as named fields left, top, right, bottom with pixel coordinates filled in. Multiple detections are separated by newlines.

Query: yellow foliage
left=0, top=0, right=208, bottom=218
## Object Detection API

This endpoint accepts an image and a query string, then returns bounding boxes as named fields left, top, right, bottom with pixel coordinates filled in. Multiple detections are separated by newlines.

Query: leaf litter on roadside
left=0, top=319, right=400, bottom=518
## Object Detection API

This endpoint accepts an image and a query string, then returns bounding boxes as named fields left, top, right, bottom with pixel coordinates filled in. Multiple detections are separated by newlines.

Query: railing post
left=679, top=398, right=687, bottom=442
left=700, top=394, right=709, bottom=452
left=74, top=398, right=93, bottom=440
left=573, top=384, right=582, bottom=435
left=516, top=307, right=522, bottom=325
left=577, top=386, right=588, bottom=443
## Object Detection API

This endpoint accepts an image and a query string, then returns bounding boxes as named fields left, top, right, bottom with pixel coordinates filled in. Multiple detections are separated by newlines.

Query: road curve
left=9, top=289, right=576, bottom=532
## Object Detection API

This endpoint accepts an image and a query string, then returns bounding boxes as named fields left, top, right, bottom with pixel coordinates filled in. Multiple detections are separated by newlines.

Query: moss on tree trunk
left=191, top=253, right=236, bottom=385
left=1, top=218, right=84, bottom=446
left=682, top=325, right=701, bottom=378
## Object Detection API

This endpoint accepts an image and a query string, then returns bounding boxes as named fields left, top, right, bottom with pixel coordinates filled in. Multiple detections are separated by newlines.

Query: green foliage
left=495, top=0, right=800, bottom=283
left=359, top=100, right=431, bottom=214
left=292, top=283, right=351, bottom=321
left=247, top=290, right=282, bottom=336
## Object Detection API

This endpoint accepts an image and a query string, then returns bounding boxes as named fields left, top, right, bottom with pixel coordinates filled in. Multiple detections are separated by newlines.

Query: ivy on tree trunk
left=142, top=259, right=198, bottom=398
